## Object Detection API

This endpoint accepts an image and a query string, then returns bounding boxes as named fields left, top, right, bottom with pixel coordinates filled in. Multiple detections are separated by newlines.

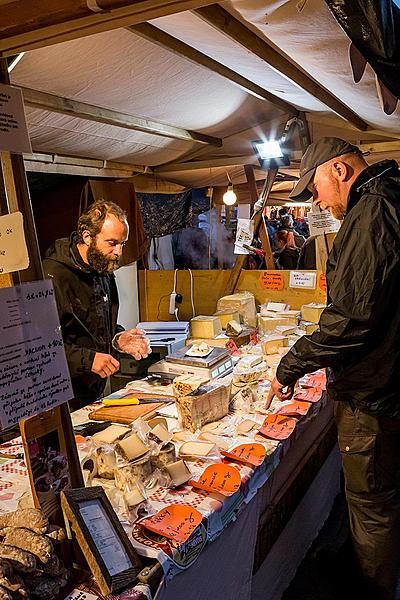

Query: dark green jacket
left=43, top=233, right=121, bottom=406
left=277, top=160, right=400, bottom=418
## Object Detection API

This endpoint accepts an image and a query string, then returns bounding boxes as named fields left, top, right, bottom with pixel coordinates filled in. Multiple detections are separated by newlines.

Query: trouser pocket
left=338, top=434, right=376, bottom=495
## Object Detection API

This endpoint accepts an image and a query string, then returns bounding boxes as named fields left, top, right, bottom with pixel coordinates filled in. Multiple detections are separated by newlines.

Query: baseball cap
left=289, top=137, right=363, bottom=201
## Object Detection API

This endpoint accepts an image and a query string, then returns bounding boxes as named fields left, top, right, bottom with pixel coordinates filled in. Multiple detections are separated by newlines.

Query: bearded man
left=43, top=200, right=150, bottom=410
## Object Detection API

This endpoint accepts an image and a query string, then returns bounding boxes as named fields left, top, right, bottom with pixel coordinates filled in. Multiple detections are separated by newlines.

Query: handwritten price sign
left=319, top=273, right=327, bottom=292
left=141, top=504, right=203, bottom=545
left=258, top=414, right=297, bottom=440
left=274, top=400, right=311, bottom=417
left=222, top=443, right=266, bottom=467
left=189, top=464, right=241, bottom=497
left=293, top=387, right=321, bottom=403
left=301, top=371, right=326, bottom=390
left=260, top=271, right=284, bottom=290
left=225, top=339, right=240, bottom=355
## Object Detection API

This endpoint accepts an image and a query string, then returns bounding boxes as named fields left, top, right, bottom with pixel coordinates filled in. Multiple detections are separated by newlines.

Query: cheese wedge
left=178, top=441, right=216, bottom=459
left=92, top=425, right=131, bottom=445
left=173, top=373, right=209, bottom=397
left=259, top=316, right=294, bottom=333
left=299, top=320, right=319, bottom=334
left=262, top=335, right=288, bottom=355
left=166, top=460, right=192, bottom=486
left=190, top=315, right=222, bottom=338
left=115, top=434, right=148, bottom=461
left=214, top=309, right=240, bottom=329
left=301, top=303, right=326, bottom=324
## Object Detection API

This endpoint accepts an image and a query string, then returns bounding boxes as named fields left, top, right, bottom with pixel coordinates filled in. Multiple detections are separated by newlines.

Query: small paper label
left=307, top=207, right=341, bottom=237
left=258, top=414, right=297, bottom=440
left=141, top=504, right=203, bottom=545
left=234, top=218, right=254, bottom=254
left=0, top=83, right=32, bottom=153
left=319, top=273, right=327, bottom=291
left=260, top=271, right=284, bottom=290
left=222, top=443, right=266, bottom=467
left=225, top=339, right=240, bottom=355
left=65, top=591, right=99, bottom=600
left=293, top=387, right=322, bottom=403
left=189, top=464, right=241, bottom=496
left=289, top=271, right=316, bottom=289
left=0, top=212, right=29, bottom=274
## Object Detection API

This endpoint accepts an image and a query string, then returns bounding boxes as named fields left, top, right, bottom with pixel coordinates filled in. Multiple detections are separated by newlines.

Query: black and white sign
left=0, top=83, right=32, bottom=154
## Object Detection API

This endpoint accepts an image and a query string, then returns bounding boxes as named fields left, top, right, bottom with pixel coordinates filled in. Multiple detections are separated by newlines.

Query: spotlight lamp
left=252, top=139, right=290, bottom=169
left=223, top=182, right=237, bottom=206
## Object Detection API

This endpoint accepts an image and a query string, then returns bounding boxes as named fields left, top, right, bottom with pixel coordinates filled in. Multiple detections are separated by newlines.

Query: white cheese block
left=92, top=424, right=130, bottom=445
left=237, top=355, right=263, bottom=369
left=266, top=301, right=289, bottom=312
left=214, top=309, right=240, bottom=329
left=149, top=424, right=173, bottom=445
left=259, top=316, right=295, bottom=333
left=115, top=433, right=149, bottom=462
left=225, top=319, right=243, bottom=336
left=166, top=460, right=192, bottom=487
left=198, top=432, right=230, bottom=450
left=190, top=315, right=222, bottom=338
left=275, top=325, right=297, bottom=336
left=178, top=440, right=216, bottom=459
left=262, top=335, right=288, bottom=355
left=301, top=303, right=326, bottom=323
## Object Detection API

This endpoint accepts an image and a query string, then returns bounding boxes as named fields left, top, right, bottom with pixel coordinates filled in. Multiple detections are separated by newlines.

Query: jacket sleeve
left=277, top=221, right=398, bottom=386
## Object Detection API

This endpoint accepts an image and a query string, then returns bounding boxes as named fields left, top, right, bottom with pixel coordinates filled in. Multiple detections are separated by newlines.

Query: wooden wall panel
left=0, top=274, right=12, bottom=288
left=139, top=269, right=326, bottom=322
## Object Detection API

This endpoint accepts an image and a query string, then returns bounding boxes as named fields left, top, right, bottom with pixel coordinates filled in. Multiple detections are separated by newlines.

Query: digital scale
left=148, top=346, right=234, bottom=380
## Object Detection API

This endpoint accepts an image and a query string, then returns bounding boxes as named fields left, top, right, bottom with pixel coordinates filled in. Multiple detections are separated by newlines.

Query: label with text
left=222, top=443, right=266, bottom=467
left=141, top=504, right=203, bottom=545
left=258, top=414, right=298, bottom=440
left=274, top=400, right=311, bottom=417
left=0, top=280, right=73, bottom=429
left=0, top=83, right=32, bottom=153
left=189, top=463, right=241, bottom=497
left=260, top=271, right=284, bottom=290
left=319, top=273, right=327, bottom=292
left=308, top=208, right=341, bottom=237
left=0, top=212, right=29, bottom=275
left=289, top=271, right=316, bottom=289
left=293, top=387, right=322, bottom=403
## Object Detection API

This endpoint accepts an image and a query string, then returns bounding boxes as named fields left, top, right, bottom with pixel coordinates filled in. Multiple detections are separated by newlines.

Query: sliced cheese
left=262, top=335, right=288, bottom=355
left=190, top=315, right=222, bottom=339
left=301, top=303, right=326, bottom=324
left=147, top=417, right=168, bottom=430
left=178, top=441, right=216, bottom=459
left=172, top=430, right=193, bottom=443
left=92, top=424, right=131, bottom=445
left=266, top=301, right=289, bottom=312
left=237, top=355, right=263, bottom=369
left=214, top=309, right=240, bottom=330
left=259, top=316, right=294, bottom=333
left=236, top=419, right=258, bottom=435
left=166, top=460, right=192, bottom=486
left=198, top=432, right=230, bottom=450
left=115, top=433, right=148, bottom=461
left=150, top=424, right=172, bottom=444
left=226, top=319, right=243, bottom=336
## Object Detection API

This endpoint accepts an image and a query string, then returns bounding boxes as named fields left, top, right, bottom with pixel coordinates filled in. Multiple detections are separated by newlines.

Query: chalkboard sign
left=61, top=487, right=142, bottom=596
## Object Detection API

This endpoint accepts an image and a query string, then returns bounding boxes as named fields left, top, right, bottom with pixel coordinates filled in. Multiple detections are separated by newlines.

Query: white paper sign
left=0, top=83, right=32, bottom=153
left=0, top=280, right=73, bottom=429
left=234, top=218, right=254, bottom=254
left=307, top=208, right=341, bottom=237
left=0, top=212, right=29, bottom=274
left=289, top=271, right=317, bottom=289
left=65, top=591, right=99, bottom=600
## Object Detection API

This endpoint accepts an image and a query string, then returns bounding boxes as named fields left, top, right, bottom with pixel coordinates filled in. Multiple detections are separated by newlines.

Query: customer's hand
left=116, top=329, right=151, bottom=360
left=91, top=352, right=120, bottom=378
left=266, top=377, right=295, bottom=408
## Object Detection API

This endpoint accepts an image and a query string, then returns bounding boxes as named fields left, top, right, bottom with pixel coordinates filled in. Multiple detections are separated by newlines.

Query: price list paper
left=0, top=212, right=29, bottom=275
left=0, top=280, right=73, bottom=429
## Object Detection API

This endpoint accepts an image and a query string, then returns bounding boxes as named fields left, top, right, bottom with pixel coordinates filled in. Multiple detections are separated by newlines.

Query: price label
left=258, top=414, right=297, bottom=440
left=260, top=271, right=284, bottom=290
left=274, top=400, right=311, bottom=417
left=221, top=443, right=266, bottom=467
left=141, top=504, right=203, bottom=545
left=225, top=339, right=240, bottom=355
left=319, top=273, right=327, bottom=292
left=289, top=271, right=316, bottom=289
left=250, top=330, right=259, bottom=345
left=293, top=387, right=321, bottom=403
left=189, top=464, right=241, bottom=497
left=301, top=370, right=326, bottom=390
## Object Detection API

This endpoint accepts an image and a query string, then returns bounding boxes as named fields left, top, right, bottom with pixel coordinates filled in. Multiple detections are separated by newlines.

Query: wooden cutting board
left=89, top=394, right=174, bottom=424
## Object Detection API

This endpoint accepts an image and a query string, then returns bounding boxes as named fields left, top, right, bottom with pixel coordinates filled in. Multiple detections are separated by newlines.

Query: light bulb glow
left=223, top=184, right=237, bottom=206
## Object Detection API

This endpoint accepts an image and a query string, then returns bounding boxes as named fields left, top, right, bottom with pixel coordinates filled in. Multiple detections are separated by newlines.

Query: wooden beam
left=305, top=113, right=400, bottom=140
left=244, top=163, right=275, bottom=270
left=0, top=0, right=216, bottom=57
left=195, top=4, right=369, bottom=132
left=128, top=23, right=298, bottom=116
left=20, top=86, right=221, bottom=147
left=154, top=155, right=258, bottom=172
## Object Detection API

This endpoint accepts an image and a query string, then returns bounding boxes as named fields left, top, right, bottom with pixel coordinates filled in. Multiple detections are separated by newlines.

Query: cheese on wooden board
left=115, top=433, right=149, bottom=461
left=92, top=424, right=131, bottom=445
left=301, top=303, right=326, bottom=323
left=299, top=321, right=319, bottom=334
left=190, top=315, right=222, bottom=338
left=217, top=291, right=257, bottom=327
left=214, top=309, right=240, bottom=329
left=262, top=335, right=288, bottom=355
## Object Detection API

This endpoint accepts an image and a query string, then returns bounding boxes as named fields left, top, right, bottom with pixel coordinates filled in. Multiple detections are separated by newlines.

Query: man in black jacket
left=267, top=138, right=400, bottom=600
left=43, top=200, right=150, bottom=410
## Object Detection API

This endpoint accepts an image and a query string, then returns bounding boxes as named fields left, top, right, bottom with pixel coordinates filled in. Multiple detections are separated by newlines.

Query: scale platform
left=148, top=346, right=233, bottom=380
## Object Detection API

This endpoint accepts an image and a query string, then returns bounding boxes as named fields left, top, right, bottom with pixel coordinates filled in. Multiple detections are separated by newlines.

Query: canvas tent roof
left=2, top=0, right=400, bottom=193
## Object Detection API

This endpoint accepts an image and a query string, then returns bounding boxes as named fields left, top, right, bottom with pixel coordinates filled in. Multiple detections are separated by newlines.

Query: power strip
left=169, top=292, right=177, bottom=315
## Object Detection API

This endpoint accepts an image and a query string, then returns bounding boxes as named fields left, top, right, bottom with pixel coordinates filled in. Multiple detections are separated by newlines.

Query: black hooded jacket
left=277, top=160, right=400, bottom=418
left=43, top=233, right=122, bottom=406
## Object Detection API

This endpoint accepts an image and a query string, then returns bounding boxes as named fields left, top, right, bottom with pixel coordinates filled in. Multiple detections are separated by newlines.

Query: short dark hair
left=278, top=207, right=288, bottom=217
left=77, top=200, right=128, bottom=243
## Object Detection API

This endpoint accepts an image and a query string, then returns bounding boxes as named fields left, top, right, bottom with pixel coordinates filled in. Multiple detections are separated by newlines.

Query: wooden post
left=0, top=59, right=83, bottom=491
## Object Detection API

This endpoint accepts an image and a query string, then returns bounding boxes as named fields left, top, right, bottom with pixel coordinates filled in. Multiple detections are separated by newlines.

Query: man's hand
left=91, top=352, right=120, bottom=378
left=266, top=377, right=296, bottom=408
left=116, top=328, right=151, bottom=360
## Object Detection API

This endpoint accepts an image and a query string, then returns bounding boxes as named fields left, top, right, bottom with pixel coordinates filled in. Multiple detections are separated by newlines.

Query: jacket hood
left=45, top=233, right=91, bottom=273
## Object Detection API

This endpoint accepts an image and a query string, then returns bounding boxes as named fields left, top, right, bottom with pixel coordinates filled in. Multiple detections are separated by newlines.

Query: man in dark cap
left=268, top=138, right=400, bottom=600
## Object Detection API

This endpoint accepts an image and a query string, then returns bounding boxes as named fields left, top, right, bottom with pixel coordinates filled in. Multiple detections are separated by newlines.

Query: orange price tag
left=319, top=273, right=327, bottom=292
left=189, top=464, right=241, bottom=497
left=274, top=400, right=311, bottom=417
left=293, top=387, right=321, bottom=403
left=260, top=271, right=284, bottom=290
left=302, top=370, right=326, bottom=390
left=221, top=443, right=266, bottom=467
left=250, top=330, right=259, bottom=345
left=258, top=414, right=297, bottom=440
left=225, top=339, right=240, bottom=355
left=141, top=504, right=203, bottom=545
